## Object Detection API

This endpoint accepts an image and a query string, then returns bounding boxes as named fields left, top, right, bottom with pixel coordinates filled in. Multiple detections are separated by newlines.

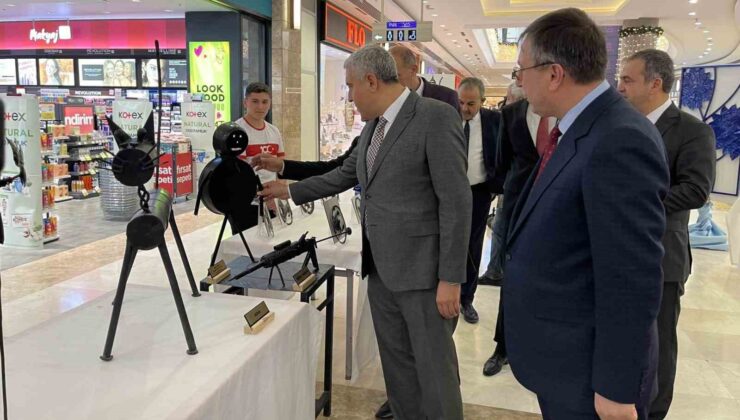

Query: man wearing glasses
left=503, top=8, right=668, bottom=420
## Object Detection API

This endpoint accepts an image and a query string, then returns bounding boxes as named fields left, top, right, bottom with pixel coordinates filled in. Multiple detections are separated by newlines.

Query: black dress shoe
left=478, top=272, right=504, bottom=287
left=483, top=353, right=508, bottom=376
left=375, top=400, right=393, bottom=419
left=461, top=303, right=479, bottom=324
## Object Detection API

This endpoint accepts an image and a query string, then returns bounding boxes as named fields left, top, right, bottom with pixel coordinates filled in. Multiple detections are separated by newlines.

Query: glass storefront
left=319, top=44, right=364, bottom=160
left=241, top=15, right=268, bottom=94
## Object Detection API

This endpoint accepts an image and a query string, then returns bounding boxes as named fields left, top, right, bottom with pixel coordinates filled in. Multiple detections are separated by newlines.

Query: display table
left=2, top=285, right=322, bottom=420
left=218, top=195, right=378, bottom=381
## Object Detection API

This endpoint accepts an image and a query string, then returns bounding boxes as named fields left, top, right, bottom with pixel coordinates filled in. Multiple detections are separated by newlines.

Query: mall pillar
left=271, top=0, right=302, bottom=160
left=186, top=12, right=243, bottom=124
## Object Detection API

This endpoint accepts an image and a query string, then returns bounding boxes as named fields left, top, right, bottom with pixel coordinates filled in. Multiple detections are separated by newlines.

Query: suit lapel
left=367, top=93, right=418, bottom=186
left=507, top=88, right=621, bottom=246
left=655, top=103, right=680, bottom=137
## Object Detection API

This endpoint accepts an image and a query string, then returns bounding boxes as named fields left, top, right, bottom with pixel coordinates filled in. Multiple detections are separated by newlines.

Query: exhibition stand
left=1, top=286, right=322, bottom=420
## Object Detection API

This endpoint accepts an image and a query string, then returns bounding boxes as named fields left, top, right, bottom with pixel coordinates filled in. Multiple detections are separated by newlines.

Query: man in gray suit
left=260, top=44, right=471, bottom=420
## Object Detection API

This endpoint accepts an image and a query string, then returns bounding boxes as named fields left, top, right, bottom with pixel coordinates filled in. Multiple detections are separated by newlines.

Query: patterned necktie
left=535, top=117, right=550, bottom=157
left=535, top=125, right=561, bottom=181
left=366, top=116, right=388, bottom=175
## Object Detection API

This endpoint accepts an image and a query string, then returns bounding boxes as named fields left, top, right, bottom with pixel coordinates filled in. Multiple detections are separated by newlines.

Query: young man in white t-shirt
left=235, top=82, right=286, bottom=186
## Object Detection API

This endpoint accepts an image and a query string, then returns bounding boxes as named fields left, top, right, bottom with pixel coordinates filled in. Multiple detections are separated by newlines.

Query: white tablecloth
left=219, top=193, right=379, bottom=381
left=3, top=285, right=322, bottom=420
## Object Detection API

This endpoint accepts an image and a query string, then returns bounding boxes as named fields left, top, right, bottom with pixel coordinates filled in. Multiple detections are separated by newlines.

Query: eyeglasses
left=511, top=62, right=555, bottom=81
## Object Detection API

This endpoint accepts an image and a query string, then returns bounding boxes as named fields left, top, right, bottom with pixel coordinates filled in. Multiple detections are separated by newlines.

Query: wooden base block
left=292, top=273, right=317, bottom=292
left=207, top=268, right=231, bottom=285
left=243, top=311, right=275, bottom=335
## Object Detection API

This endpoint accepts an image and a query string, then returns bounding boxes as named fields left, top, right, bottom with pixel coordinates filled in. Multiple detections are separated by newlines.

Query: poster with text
left=112, top=99, right=154, bottom=140
left=64, top=106, right=95, bottom=135
left=141, top=59, right=188, bottom=88
left=39, top=58, right=74, bottom=86
left=18, top=59, right=37, bottom=85
left=189, top=41, right=230, bottom=125
left=0, top=59, right=16, bottom=85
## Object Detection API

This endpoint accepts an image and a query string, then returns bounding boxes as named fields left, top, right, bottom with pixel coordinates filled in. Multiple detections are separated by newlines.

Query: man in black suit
left=482, top=83, right=557, bottom=376
left=389, top=45, right=460, bottom=112
left=506, top=9, right=668, bottom=419
left=619, top=49, right=716, bottom=420
left=457, top=77, right=503, bottom=324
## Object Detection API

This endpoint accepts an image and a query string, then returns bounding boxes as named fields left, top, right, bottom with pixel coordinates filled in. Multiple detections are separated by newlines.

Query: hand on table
left=251, top=153, right=284, bottom=173
left=436, top=280, right=461, bottom=319
left=595, top=393, right=637, bottom=420
left=258, top=181, right=290, bottom=201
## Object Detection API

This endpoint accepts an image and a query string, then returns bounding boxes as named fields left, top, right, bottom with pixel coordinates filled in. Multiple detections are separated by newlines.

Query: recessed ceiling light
left=694, top=21, right=702, bottom=25
left=703, top=30, right=709, bottom=33
left=689, top=0, right=698, bottom=3
left=132, top=0, right=140, bottom=2
left=688, top=12, right=696, bottom=16
left=164, top=9, right=172, bottom=12
left=6, top=3, right=15, bottom=6
left=446, top=32, right=452, bottom=36
left=707, top=37, right=713, bottom=41
left=440, top=24, right=446, bottom=28
left=432, top=14, right=438, bottom=17
left=452, top=39, right=458, bottom=42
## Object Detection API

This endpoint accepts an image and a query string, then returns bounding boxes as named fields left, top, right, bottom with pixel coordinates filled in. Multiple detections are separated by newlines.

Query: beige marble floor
left=1, top=207, right=739, bottom=419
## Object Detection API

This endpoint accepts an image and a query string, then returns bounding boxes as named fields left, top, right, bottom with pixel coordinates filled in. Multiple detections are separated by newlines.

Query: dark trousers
left=484, top=197, right=506, bottom=277
left=493, top=291, right=506, bottom=356
left=461, top=183, right=492, bottom=306
left=538, top=395, right=649, bottom=420
left=649, top=282, right=682, bottom=420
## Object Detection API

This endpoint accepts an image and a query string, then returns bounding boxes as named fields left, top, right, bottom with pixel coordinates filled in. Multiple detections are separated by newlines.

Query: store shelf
left=71, top=191, right=100, bottom=200
left=67, top=141, right=109, bottom=148
left=54, top=175, right=71, bottom=182
left=68, top=154, right=106, bottom=162
left=43, top=235, right=60, bottom=244
left=55, top=196, right=73, bottom=203
left=70, top=170, right=97, bottom=176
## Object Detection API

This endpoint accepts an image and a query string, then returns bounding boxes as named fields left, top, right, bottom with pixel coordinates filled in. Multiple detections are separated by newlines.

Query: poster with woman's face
left=79, top=58, right=135, bottom=87
left=141, top=59, right=187, bottom=88
left=39, top=58, right=74, bottom=86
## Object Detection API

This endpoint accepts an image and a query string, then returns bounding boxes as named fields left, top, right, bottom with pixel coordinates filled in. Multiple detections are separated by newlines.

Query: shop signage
left=324, top=2, right=371, bottom=51
left=189, top=41, right=230, bottom=125
left=156, top=151, right=193, bottom=197
left=0, top=20, right=185, bottom=51
left=63, top=106, right=94, bottom=135
left=181, top=101, right=215, bottom=153
left=112, top=99, right=153, bottom=138
left=372, top=20, right=433, bottom=43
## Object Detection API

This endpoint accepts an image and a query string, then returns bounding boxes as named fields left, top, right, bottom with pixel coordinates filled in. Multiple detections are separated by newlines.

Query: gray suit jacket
left=656, top=103, right=716, bottom=285
left=290, top=91, right=472, bottom=291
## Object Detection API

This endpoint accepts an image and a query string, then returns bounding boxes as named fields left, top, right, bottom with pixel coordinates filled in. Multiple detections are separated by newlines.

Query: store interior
left=0, top=0, right=739, bottom=419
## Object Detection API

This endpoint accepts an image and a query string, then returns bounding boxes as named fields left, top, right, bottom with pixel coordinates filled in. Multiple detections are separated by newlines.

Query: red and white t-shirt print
left=235, top=117, right=285, bottom=185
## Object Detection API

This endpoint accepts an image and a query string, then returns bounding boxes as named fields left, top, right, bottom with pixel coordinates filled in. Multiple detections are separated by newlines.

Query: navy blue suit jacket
left=420, top=77, right=460, bottom=112
left=503, top=87, right=669, bottom=408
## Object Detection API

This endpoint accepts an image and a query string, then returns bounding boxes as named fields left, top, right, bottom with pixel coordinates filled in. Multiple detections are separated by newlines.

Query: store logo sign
left=4, top=112, right=27, bottom=122
left=64, top=113, right=93, bottom=126
left=185, top=111, right=208, bottom=118
left=118, top=112, right=144, bottom=119
left=346, top=21, right=366, bottom=48
left=29, top=26, right=71, bottom=44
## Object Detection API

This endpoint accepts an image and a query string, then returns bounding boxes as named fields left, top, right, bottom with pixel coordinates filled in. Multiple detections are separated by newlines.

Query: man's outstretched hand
left=258, top=181, right=290, bottom=201
left=250, top=153, right=283, bottom=173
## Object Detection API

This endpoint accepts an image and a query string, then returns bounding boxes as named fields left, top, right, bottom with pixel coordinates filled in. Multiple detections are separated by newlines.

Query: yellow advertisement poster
left=189, top=41, right=230, bottom=125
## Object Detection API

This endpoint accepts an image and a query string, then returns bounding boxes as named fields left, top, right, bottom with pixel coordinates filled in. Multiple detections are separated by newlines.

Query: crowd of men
left=244, top=7, right=716, bottom=420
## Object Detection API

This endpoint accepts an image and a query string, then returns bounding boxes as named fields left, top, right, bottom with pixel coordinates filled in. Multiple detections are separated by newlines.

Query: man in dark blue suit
left=457, top=77, right=503, bottom=324
left=390, top=45, right=460, bottom=113
left=505, top=8, right=669, bottom=420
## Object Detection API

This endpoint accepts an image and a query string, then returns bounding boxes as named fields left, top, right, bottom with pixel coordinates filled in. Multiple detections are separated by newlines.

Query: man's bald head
left=389, top=45, right=420, bottom=90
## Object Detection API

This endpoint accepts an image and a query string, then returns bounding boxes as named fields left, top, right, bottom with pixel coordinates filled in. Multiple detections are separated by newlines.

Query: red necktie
left=535, top=117, right=550, bottom=157
left=535, top=126, right=561, bottom=181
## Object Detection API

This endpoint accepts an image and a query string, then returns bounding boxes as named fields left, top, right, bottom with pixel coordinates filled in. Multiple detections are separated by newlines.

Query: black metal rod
left=275, top=264, right=286, bottom=288
left=169, top=212, right=200, bottom=297
left=158, top=242, right=198, bottom=355
left=210, top=217, right=229, bottom=268
left=101, top=244, right=138, bottom=361
left=323, top=273, right=335, bottom=416
left=238, top=230, right=256, bottom=263
left=154, top=40, right=163, bottom=189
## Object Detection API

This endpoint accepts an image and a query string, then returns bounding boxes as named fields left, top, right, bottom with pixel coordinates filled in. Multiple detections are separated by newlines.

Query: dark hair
left=246, top=82, right=271, bottom=97
left=521, top=8, right=606, bottom=84
left=627, top=49, right=675, bottom=94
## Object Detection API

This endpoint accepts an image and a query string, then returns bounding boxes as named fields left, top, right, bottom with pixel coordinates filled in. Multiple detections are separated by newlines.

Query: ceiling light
left=689, top=0, right=698, bottom=3
left=446, top=32, right=452, bottom=36
left=689, top=12, right=696, bottom=16
left=694, top=21, right=701, bottom=26
left=452, top=39, right=458, bottom=42
left=703, top=30, right=709, bottom=33
left=440, top=24, right=446, bottom=28
left=132, top=0, right=140, bottom=2
left=707, top=37, right=713, bottom=40
left=432, top=14, right=438, bottom=17
left=7, top=3, right=15, bottom=6
left=164, top=9, right=172, bottom=12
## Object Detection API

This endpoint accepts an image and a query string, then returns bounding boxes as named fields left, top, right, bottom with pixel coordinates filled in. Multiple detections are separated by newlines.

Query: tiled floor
left=1, top=204, right=739, bottom=419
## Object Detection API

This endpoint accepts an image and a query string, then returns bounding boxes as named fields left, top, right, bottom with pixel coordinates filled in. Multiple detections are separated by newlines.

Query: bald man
left=389, top=45, right=459, bottom=112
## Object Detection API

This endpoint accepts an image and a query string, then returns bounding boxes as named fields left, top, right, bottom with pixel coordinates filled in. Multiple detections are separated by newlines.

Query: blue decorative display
left=710, top=105, right=740, bottom=159
left=680, top=68, right=715, bottom=112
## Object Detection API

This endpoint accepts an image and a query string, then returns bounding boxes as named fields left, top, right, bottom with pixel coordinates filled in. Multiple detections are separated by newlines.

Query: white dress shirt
left=415, top=77, right=424, bottom=97
left=525, top=105, right=556, bottom=147
left=378, top=87, right=411, bottom=137
left=647, top=98, right=673, bottom=125
left=465, top=112, right=487, bottom=185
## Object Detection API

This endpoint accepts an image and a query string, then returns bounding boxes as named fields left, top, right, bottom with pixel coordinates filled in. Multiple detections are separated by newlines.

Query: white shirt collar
left=464, top=110, right=481, bottom=125
left=415, top=77, right=424, bottom=96
left=646, top=98, right=673, bottom=125
left=380, top=87, right=411, bottom=131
